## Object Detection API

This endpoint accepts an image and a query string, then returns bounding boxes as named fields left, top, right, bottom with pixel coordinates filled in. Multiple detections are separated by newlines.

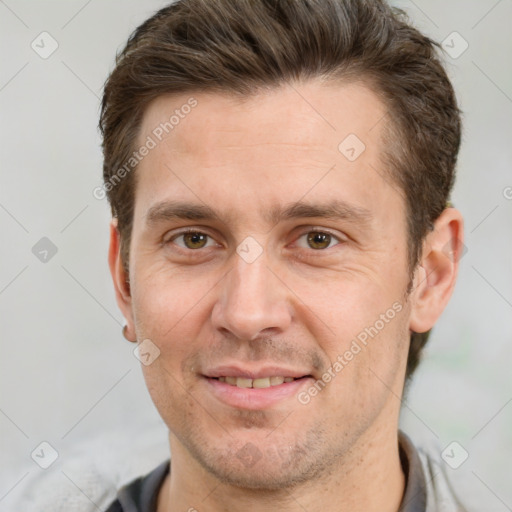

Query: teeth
left=253, top=377, right=270, bottom=388
left=217, top=376, right=295, bottom=388
left=236, top=378, right=253, bottom=388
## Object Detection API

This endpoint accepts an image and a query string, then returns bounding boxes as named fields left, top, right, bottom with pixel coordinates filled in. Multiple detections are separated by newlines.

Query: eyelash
left=164, top=227, right=345, bottom=255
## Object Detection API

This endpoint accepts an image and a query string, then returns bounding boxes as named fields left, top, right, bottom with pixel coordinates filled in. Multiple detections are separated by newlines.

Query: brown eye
left=182, top=232, right=209, bottom=249
left=168, top=231, right=214, bottom=250
left=306, top=231, right=333, bottom=250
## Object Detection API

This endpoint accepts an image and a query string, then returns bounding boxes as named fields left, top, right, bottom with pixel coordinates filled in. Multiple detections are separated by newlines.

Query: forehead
left=133, top=80, right=400, bottom=229
left=138, top=80, right=386, bottom=157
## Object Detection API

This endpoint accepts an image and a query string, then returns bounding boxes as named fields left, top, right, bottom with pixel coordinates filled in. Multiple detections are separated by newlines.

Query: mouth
left=202, top=367, right=314, bottom=409
left=211, top=375, right=309, bottom=388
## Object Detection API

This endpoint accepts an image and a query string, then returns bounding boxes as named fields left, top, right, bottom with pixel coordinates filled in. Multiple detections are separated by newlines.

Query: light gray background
left=1, top=0, right=511, bottom=510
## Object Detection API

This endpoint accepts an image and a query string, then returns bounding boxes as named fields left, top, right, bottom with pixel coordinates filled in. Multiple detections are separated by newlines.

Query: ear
left=409, top=207, right=464, bottom=333
left=108, top=218, right=136, bottom=341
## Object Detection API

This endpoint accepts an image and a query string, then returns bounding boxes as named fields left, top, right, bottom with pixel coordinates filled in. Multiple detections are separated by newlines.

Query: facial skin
left=109, top=80, right=463, bottom=511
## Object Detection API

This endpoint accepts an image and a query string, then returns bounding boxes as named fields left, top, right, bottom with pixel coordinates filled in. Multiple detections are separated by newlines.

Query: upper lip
left=203, top=365, right=312, bottom=380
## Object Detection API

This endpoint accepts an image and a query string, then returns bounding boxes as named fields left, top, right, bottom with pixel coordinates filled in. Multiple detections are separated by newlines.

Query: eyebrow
left=266, top=200, right=372, bottom=227
left=145, top=199, right=372, bottom=229
left=146, top=201, right=223, bottom=226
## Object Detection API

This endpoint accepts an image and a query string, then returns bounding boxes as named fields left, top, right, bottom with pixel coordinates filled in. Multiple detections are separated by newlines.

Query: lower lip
left=203, top=377, right=312, bottom=410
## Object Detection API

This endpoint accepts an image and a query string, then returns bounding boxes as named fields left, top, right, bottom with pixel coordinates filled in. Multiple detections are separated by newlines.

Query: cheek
left=131, top=261, right=215, bottom=334
left=130, top=267, right=208, bottom=421
left=314, top=303, right=410, bottom=432
left=344, top=299, right=410, bottom=397
left=289, top=267, right=406, bottom=350
left=141, top=359, right=203, bottom=439
left=129, top=266, right=220, bottom=392
left=292, top=271, right=410, bottom=402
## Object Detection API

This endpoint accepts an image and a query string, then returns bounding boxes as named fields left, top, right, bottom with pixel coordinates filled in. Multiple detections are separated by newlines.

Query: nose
left=211, top=247, right=292, bottom=341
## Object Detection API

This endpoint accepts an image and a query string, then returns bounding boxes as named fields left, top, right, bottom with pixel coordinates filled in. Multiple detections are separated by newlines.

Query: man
left=101, top=0, right=467, bottom=510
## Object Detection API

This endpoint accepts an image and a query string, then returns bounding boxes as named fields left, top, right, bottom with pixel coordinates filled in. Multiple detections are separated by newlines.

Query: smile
left=214, top=376, right=296, bottom=388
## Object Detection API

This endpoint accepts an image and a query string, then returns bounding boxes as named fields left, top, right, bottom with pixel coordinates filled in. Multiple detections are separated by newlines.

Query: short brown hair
left=99, top=0, right=461, bottom=381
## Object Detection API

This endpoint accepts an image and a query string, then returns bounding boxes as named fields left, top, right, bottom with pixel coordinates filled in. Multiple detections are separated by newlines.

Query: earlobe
left=409, top=208, right=464, bottom=334
left=108, top=219, right=137, bottom=342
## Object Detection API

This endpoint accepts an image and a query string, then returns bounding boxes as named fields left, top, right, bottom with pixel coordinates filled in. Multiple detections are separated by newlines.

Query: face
left=118, top=80, right=415, bottom=489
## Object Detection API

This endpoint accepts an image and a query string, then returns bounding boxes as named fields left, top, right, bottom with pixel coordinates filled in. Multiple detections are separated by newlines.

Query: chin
left=201, top=456, right=320, bottom=491
left=185, top=428, right=340, bottom=491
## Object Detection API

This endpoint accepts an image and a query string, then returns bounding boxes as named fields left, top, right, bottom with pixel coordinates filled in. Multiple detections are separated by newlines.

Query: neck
left=157, top=424, right=406, bottom=512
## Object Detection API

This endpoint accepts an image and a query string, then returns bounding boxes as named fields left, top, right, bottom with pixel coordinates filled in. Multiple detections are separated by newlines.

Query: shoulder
left=410, top=435, right=491, bottom=512
left=105, top=499, right=124, bottom=512
left=9, top=421, right=170, bottom=511
left=105, top=459, right=170, bottom=512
